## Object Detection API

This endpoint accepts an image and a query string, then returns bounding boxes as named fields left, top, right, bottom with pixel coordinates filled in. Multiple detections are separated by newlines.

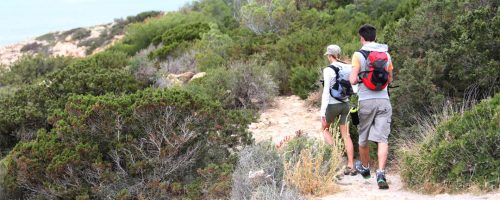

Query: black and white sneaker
left=376, top=170, right=389, bottom=189
left=355, top=160, right=371, bottom=179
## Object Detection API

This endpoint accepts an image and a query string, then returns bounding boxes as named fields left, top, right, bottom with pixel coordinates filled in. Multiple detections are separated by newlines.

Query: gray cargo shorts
left=358, top=99, right=392, bottom=146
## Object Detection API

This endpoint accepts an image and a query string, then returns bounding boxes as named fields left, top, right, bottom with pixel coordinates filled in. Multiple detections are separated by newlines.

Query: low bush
left=78, top=31, right=111, bottom=55
left=20, top=42, right=43, bottom=52
left=399, top=93, right=500, bottom=193
left=194, top=24, right=233, bottom=71
left=188, top=60, right=278, bottom=109
left=282, top=132, right=343, bottom=196
left=0, top=55, right=74, bottom=86
left=149, top=23, right=210, bottom=60
left=125, top=11, right=162, bottom=24
left=239, top=0, right=298, bottom=35
left=289, top=66, right=320, bottom=99
left=0, top=51, right=140, bottom=150
left=158, top=49, right=197, bottom=74
left=231, top=142, right=304, bottom=200
left=71, top=28, right=91, bottom=40
left=35, top=32, right=57, bottom=42
left=109, top=12, right=211, bottom=56
left=127, top=45, right=158, bottom=85
left=232, top=132, right=344, bottom=198
left=3, top=88, right=254, bottom=199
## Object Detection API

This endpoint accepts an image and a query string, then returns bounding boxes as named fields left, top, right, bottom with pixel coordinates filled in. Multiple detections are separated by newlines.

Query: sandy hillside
left=248, top=95, right=500, bottom=200
left=0, top=23, right=121, bottom=66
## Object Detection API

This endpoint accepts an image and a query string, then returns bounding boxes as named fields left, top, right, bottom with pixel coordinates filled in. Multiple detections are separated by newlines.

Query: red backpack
left=358, top=50, right=390, bottom=91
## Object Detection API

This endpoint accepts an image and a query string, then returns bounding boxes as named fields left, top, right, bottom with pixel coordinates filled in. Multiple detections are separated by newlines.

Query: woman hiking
left=320, top=44, right=357, bottom=176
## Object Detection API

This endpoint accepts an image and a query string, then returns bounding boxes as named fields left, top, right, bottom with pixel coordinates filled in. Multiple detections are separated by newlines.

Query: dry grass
left=283, top=127, right=344, bottom=196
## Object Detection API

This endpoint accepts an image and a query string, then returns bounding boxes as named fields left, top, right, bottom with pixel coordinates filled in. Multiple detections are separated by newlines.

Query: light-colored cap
left=324, top=44, right=341, bottom=57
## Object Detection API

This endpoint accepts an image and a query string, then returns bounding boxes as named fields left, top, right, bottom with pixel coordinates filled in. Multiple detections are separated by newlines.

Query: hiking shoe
left=376, top=170, right=389, bottom=189
left=343, top=166, right=358, bottom=176
left=355, top=160, right=370, bottom=179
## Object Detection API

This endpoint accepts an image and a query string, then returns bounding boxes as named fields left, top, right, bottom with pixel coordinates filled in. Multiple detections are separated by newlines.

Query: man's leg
left=377, top=142, right=390, bottom=189
left=359, top=144, right=370, bottom=167
left=368, top=99, right=392, bottom=171
left=367, top=99, right=391, bottom=189
left=377, top=142, right=388, bottom=170
left=357, top=100, right=376, bottom=168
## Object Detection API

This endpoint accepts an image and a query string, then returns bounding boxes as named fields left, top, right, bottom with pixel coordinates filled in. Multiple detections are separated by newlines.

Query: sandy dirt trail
left=248, top=95, right=499, bottom=200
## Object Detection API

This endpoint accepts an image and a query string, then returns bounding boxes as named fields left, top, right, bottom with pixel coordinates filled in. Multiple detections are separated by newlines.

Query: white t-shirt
left=319, top=61, right=354, bottom=117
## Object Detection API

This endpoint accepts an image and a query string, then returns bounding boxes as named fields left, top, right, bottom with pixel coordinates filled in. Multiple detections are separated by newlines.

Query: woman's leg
left=322, top=128, right=334, bottom=145
left=339, top=124, right=354, bottom=168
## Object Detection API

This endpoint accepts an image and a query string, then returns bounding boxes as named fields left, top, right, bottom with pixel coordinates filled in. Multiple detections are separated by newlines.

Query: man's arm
left=350, top=53, right=361, bottom=85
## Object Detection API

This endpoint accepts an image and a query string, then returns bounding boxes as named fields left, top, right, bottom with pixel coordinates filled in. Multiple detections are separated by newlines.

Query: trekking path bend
left=248, top=95, right=500, bottom=200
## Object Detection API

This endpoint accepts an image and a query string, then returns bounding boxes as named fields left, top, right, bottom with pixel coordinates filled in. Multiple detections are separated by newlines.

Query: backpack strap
left=328, top=64, right=340, bottom=82
left=358, top=50, right=370, bottom=60
left=357, top=50, right=371, bottom=80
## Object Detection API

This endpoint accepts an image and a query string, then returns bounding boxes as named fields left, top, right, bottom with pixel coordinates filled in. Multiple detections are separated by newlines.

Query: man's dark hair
left=358, top=24, right=376, bottom=42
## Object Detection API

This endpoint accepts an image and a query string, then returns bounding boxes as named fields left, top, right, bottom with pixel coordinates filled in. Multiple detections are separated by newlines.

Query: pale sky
left=0, top=0, right=193, bottom=46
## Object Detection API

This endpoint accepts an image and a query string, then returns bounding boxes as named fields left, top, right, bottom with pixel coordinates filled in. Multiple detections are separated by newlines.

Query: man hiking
left=349, top=24, right=393, bottom=189
left=320, top=44, right=357, bottom=176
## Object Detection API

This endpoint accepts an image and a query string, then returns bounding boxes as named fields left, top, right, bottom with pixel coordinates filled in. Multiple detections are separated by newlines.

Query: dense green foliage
left=149, top=22, right=210, bottom=60
left=289, top=66, right=319, bottom=99
left=3, top=89, right=253, bottom=198
left=1, top=0, right=498, bottom=197
left=0, top=55, right=74, bottom=86
left=0, top=51, right=140, bottom=149
left=109, top=12, right=212, bottom=56
left=400, top=93, right=500, bottom=192
left=386, top=0, right=499, bottom=133
left=188, top=60, right=278, bottom=109
left=79, top=11, right=163, bottom=54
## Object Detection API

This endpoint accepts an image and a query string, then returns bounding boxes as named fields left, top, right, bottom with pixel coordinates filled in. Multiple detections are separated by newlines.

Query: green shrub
left=3, top=88, right=253, bottom=199
left=71, top=28, right=91, bottom=40
left=289, top=66, right=319, bottom=99
left=188, top=60, right=278, bottom=109
left=48, top=51, right=140, bottom=95
left=127, top=46, right=158, bottom=85
left=60, top=28, right=87, bottom=40
left=195, top=24, right=233, bottom=71
left=399, top=93, right=500, bottom=193
left=265, top=60, right=291, bottom=95
left=0, top=55, right=74, bottom=86
left=36, top=32, right=57, bottom=42
left=231, top=142, right=303, bottom=200
left=109, top=12, right=211, bottom=56
left=191, top=0, right=238, bottom=31
left=385, top=0, right=500, bottom=134
left=239, top=0, right=298, bottom=35
left=0, top=51, right=140, bottom=150
left=125, top=11, right=162, bottom=24
left=20, top=42, right=44, bottom=52
left=149, top=22, right=210, bottom=60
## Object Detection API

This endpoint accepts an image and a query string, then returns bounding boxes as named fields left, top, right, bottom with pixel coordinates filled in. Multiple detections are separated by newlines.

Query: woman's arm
left=320, top=67, right=334, bottom=117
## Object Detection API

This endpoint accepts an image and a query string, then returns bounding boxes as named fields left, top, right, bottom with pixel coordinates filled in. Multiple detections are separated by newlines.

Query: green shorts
left=325, top=102, right=350, bottom=125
